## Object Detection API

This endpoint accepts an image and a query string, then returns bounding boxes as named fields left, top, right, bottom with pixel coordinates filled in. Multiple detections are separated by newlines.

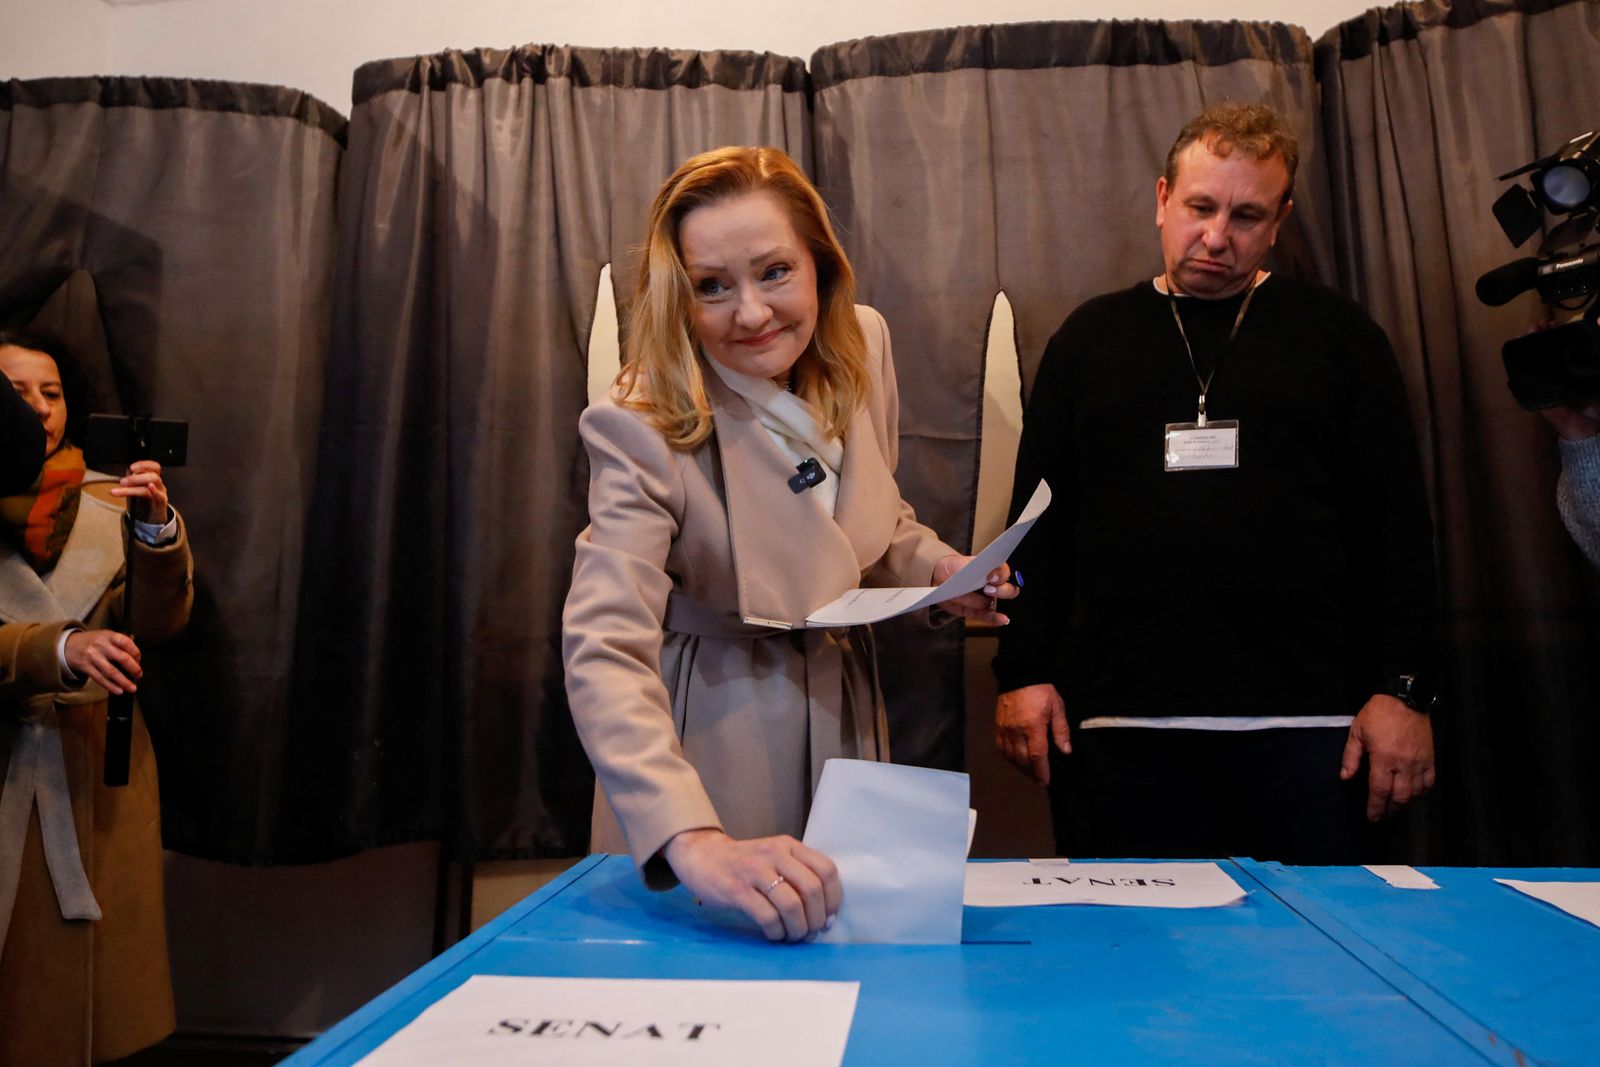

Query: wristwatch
left=1382, top=673, right=1438, bottom=714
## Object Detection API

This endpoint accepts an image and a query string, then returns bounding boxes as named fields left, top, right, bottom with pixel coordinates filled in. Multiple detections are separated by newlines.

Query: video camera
left=1476, top=130, right=1600, bottom=410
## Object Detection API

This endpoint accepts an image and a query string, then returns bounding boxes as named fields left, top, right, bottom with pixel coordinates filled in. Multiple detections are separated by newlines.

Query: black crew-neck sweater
left=993, top=275, right=1437, bottom=719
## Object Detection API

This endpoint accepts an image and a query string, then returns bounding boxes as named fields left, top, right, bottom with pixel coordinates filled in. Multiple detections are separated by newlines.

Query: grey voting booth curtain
left=1319, top=0, right=1600, bottom=864
left=294, top=45, right=809, bottom=861
left=17, top=16, right=1591, bottom=870
left=0, top=77, right=345, bottom=861
left=811, top=21, right=1332, bottom=771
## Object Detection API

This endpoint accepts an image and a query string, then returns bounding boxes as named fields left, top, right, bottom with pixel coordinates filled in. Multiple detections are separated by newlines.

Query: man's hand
left=995, top=683, right=1070, bottom=786
left=1340, top=694, right=1435, bottom=820
left=64, top=628, right=142, bottom=694
left=663, top=828, right=842, bottom=942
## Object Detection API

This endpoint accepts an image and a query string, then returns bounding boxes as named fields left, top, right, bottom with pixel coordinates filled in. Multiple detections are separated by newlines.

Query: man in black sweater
left=993, top=103, right=1438, bottom=863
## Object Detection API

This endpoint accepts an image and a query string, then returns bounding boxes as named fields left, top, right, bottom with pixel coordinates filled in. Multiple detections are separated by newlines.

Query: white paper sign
left=805, top=480, right=1050, bottom=627
left=355, top=975, right=859, bottom=1067
left=802, top=758, right=969, bottom=944
left=1496, top=879, right=1600, bottom=930
left=964, top=861, right=1247, bottom=909
left=1364, top=865, right=1440, bottom=890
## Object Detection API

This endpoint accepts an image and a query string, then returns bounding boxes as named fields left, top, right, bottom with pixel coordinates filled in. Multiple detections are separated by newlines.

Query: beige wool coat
left=0, top=473, right=193, bottom=1065
left=563, top=306, right=954, bottom=886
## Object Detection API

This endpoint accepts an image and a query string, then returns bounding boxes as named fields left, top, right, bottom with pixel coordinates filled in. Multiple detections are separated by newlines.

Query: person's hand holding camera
left=64, top=629, right=143, bottom=694
left=110, top=459, right=170, bottom=523
left=1539, top=400, right=1600, bottom=442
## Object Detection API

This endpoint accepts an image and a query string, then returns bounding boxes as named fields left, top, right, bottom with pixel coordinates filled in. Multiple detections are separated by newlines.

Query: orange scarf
left=0, top=443, right=85, bottom=573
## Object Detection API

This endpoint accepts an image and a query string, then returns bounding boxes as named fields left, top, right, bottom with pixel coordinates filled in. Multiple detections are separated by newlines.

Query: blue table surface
left=286, top=857, right=1600, bottom=1067
left=1239, top=860, right=1600, bottom=1067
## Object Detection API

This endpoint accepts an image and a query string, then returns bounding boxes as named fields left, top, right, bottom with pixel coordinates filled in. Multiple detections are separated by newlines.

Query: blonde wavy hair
left=615, top=146, right=871, bottom=451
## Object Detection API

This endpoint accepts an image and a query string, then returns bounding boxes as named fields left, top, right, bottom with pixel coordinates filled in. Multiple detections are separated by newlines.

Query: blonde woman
left=563, top=147, right=1016, bottom=941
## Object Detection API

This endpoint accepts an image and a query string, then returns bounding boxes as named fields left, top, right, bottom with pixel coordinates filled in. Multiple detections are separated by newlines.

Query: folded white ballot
left=802, top=758, right=969, bottom=944
left=964, top=861, right=1248, bottom=908
left=805, top=479, right=1050, bottom=627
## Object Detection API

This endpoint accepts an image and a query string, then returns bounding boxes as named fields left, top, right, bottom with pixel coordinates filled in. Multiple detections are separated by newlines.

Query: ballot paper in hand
left=964, top=861, right=1247, bottom=908
left=355, top=975, right=859, bottom=1067
left=805, top=479, right=1050, bottom=627
left=802, top=758, right=969, bottom=944
left=1496, top=879, right=1600, bottom=930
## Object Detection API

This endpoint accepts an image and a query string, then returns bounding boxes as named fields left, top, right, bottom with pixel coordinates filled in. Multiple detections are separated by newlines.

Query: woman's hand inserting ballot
left=663, top=828, right=842, bottom=942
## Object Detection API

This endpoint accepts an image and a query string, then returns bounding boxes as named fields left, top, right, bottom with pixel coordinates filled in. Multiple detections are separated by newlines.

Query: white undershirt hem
left=1077, top=715, right=1355, bottom=731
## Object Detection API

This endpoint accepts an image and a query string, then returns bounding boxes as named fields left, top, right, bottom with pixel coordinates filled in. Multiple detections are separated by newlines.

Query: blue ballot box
left=285, top=856, right=1600, bottom=1066
left=1238, top=860, right=1600, bottom=1067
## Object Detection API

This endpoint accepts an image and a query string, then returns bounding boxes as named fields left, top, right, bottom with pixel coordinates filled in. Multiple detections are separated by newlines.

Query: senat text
left=489, top=1019, right=722, bottom=1040
left=1028, top=878, right=1177, bottom=886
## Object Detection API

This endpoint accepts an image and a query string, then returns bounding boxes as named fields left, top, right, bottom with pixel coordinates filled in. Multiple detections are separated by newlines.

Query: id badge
left=1164, top=420, right=1240, bottom=471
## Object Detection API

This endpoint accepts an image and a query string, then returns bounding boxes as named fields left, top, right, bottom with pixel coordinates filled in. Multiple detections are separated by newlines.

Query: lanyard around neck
left=1164, top=274, right=1259, bottom=427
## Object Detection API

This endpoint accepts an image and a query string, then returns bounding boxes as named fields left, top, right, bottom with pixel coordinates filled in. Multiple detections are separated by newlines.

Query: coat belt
left=663, top=591, right=792, bottom=638
left=0, top=713, right=102, bottom=957
left=803, top=623, right=887, bottom=796
left=662, top=591, right=888, bottom=794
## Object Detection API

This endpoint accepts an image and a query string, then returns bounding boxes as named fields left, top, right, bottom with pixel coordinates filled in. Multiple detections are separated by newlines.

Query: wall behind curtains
left=292, top=46, right=809, bottom=862
left=811, top=21, right=1332, bottom=771
left=1319, top=0, right=1600, bottom=865
left=0, top=78, right=344, bottom=861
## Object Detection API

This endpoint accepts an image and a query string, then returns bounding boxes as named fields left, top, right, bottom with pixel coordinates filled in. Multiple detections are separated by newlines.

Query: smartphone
left=83, top=413, right=189, bottom=467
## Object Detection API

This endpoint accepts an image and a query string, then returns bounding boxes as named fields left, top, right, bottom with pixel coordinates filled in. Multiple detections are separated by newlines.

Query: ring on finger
left=760, top=875, right=787, bottom=896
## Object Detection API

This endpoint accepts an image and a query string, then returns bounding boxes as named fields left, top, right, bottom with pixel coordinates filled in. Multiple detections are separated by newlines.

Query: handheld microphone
left=788, top=457, right=826, bottom=494
left=1476, top=257, right=1542, bottom=306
